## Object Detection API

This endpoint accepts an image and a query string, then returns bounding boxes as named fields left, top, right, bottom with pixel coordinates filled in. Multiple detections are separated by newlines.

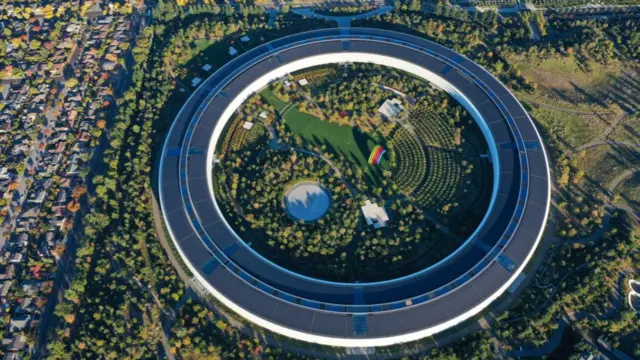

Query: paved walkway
left=292, top=6, right=393, bottom=28
left=507, top=271, right=629, bottom=358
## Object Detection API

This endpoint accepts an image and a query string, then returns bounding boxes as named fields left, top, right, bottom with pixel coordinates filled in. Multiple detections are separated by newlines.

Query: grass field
left=614, top=172, right=640, bottom=211
left=529, top=107, right=605, bottom=148
left=611, top=114, right=640, bottom=144
left=283, top=107, right=389, bottom=174
left=259, top=88, right=390, bottom=182
left=580, top=144, right=640, bottom=187
left=510, top=55, right=632, bottom=150
left=259, top=88, right=288, bottom=112
left=511, top=55, right=623, bottom=95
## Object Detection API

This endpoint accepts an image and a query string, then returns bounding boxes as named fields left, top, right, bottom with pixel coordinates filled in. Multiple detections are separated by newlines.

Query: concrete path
left=292, top=5, right=393, bottom=28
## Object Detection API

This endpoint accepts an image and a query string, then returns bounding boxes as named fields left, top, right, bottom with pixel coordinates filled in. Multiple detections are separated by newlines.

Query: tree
left=65, top=78, right=79, bottom=88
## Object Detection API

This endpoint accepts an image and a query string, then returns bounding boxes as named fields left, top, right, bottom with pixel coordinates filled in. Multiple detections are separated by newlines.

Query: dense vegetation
left=42, top=1, right=639, bottom=359
left=213, top=63, right=491, bottom=281
left=495, top=213, right=638, bottom=353
left=43, top=8, right=338, bottom=360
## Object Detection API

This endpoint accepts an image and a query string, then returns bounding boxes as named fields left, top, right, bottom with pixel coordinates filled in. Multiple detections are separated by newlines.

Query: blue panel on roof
left=238, top=270, right=252, bottom=282
left=192, top=219, right=202, bottom=234
left=257, top=282, right=272, bottom=294
left=351, top=305, right=369, bottom=313
left=223, top=243, right=239, bottom=256
left=353, top=315, right=368, bottom=336
left=497, top=254, right=517, bottom=273
left=412, top=295, right=427, bottom=305
left=525, top=140, right=541, bottom=150
left=166, top=148, right=181, bottom=157
left=202, top=257, right=220, bottom=275
left=301, top=300, right=320, bottom=309
left=279, top=292, right=295, bottom=303
left=353, top=287, right=364, bottom=305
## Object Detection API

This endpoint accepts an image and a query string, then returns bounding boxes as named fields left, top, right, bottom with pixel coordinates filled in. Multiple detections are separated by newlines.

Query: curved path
left=576, top=140, right=640, bottom=152
left=508, top=271, right=629, bottom=358
left=291, top=6, right=393, bottom=28
left=159, top=28, right=551, bottom=347
left=608, top=167, right=640, bottom=196
left=574, top=109, right=639, bottom=153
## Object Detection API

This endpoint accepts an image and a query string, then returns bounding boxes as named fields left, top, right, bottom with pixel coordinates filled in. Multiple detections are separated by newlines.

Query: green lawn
left=259, top=88, right=390, bottom=182
left=259, top=89, right=288, bottom=112
left=284, top=107, right=385, bottom=170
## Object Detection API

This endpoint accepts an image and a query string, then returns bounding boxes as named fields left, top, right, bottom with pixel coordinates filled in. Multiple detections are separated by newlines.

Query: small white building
left=240, top=36, right=251, bottom=42
left=202, top=64, right=213, bottom=72
left=361, top=200, right=389, bottom=229
left=378, top=98, right=404, bottom=119
left=259, top=111, right=269, bottom=120
left=191, top=77, right=202, bottom=87
left=229, top=47, right=238, bottom=56
left=242, top=121, right=254, bottom=130
left=298, top=78, right=308, bottom=86
left=66, top=24, right=82, bottom=33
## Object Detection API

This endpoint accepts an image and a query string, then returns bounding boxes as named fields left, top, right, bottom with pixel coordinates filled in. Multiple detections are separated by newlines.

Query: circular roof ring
left=159, top=28, right=551, bottom=347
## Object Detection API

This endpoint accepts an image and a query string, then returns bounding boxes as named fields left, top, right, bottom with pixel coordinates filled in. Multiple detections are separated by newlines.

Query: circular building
left=159, top=28, right=551, bottom=347
left=284, top=181, right=332, bottom=222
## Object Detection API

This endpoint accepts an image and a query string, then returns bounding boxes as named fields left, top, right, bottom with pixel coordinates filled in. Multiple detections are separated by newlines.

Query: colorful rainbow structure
left=368, top=145, right=386, bottom=165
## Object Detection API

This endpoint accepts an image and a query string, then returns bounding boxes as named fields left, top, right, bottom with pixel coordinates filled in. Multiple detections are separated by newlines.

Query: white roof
left=229, top=47, right=238, bottom=56
left=242, top=121, right=254, bottom=130
left=361, top=200, right=389, bottom=229
left=378, top=99, right=403, bottom=119
left=259, top=111, right=269, bottom=119
left=298, top=78, right=308, bottom=86
left=202, top=64, right=213, bottom=71
left=191, top=77, right=202, bottom=87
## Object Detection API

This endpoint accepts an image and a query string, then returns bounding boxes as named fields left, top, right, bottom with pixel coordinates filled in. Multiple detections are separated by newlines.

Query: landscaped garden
left=212, top=63, right=492, bottom=281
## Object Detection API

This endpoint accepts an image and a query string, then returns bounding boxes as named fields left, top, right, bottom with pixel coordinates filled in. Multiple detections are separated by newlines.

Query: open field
left=528, top=107, right=606, bottom=148
left=579, top=144, right=640, bottom=187
left=510, top=55, right=639, bottom=152
left=611, top=114, right=640, bottom=144
left=260, top=88, right=391, bottom=183
left=260, top=88, right=288, bottom=112
left=284, top=108, right=381, bottom=167
left=510, top=55, right=624, bottom=96
left=614, top=172, right=640, bottom=211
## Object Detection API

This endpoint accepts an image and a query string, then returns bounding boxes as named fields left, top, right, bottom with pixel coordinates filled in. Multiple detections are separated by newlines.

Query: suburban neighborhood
left=0, top=2, right=137, bottom=357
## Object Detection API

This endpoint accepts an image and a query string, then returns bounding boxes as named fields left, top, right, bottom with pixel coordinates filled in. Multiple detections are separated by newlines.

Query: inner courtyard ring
left=159, top=28, right=551, bottom=347
left=205, top=52, right=502, bottom=286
